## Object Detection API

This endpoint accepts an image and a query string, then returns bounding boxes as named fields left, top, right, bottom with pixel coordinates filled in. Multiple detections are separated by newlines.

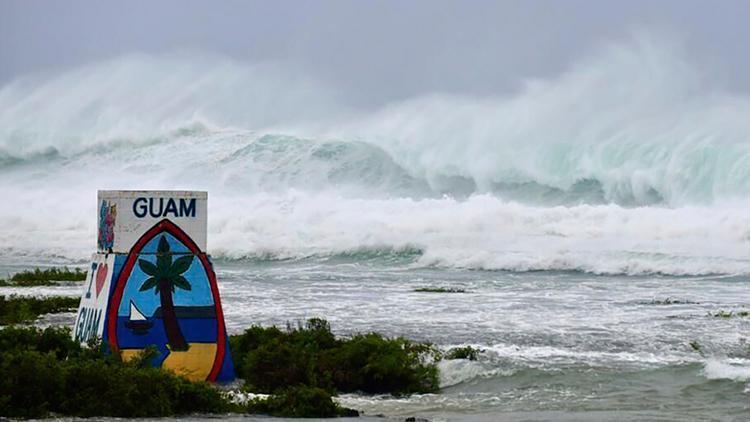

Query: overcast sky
left=1, top=0, right=749, bottom=107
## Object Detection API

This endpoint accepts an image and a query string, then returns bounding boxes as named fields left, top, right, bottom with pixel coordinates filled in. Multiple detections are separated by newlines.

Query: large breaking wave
left=2, top=34, right=750, bottom=275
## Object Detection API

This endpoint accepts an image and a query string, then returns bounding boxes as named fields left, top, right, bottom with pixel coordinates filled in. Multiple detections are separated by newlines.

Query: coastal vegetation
left=230, top=318, right=440, bottom=396
left=0, top=315, right=444, bottom=418
left=647, top=297, right=701, bottom=305
left=709, top=310, right=750, bottom=318
left=0, top=267, right=87, bottom=286
left=0, top=326, right=234, bottom=418
left=413, top=287, right=466, bottom=293
left=0, top=295, right=80, bottom=325
left=245, top=386, right=359, bottom=417
left=443, top=345, right=482, bottom=361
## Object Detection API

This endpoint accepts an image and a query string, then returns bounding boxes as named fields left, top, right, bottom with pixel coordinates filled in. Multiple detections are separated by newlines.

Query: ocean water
left=2, top=36, right=750, bottom=420
left=3, top=261, right=750, bottom=420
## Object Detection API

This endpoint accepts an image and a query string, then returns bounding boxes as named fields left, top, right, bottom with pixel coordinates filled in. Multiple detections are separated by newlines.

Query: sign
left=73, top=253, right=116, bottom=344
left=76, top=190, right=234, bottom=383
left=97, top=190, right=208, bottom=254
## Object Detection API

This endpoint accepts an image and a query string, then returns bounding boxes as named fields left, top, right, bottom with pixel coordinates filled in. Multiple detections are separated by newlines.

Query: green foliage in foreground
left=0, top=326, right=236, bottom=419
left=230, top=318, right=440, bottom=396
left=2, top=319, right=441, bottom=418
left=0, top=295, right=80, bottom=325
left=0, top=267, right=87, bottom=286
left=443, top=346, right=482, bottom=361
left=246, top=386, right=358, bottom=418
left=413, top=287, right=466, bottom=293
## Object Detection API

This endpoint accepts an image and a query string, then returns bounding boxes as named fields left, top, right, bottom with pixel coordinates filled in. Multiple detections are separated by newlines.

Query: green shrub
left=10, top=267, right=87, bottom=283
left=0, top=349, right=66, bottom=418
left=320, top=334, right=438, bottom=394
left=231, top=318, right=439, bottom=395
left=0, top=326, right=236, bottom=418
left=57, top=356, right=233, bottom=417
left=0, top=295, right=80, bottom=325
left=246, top=386, right=358, bottom=418
left=0, top=325, right=84, bottom=359
left=444, top=346, right=482, bottom=361
left=413, top=287, right=466, bottom=293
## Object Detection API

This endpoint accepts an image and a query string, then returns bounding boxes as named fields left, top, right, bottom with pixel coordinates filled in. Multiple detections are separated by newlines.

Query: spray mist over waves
left=2, top=34, right=750, bottom=275
left=2, top=37, right=750, bottom=206
left=0, top=52, right=347, bottom=156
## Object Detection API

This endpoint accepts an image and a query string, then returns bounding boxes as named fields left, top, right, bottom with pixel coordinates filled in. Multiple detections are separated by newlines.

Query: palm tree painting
left=137, top=235, right=193, bottom=351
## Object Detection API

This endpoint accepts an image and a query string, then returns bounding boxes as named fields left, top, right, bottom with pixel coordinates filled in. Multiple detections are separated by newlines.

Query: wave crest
left=2, top=34, right=750, bottom=273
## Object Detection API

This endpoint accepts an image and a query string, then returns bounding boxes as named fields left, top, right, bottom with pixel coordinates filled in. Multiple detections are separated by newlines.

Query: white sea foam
left=208, top=192, right=750, bottom=276
left=3, top=182, right=749, bottom=275
left=222, top=390, right=269, bottom=405
left=482, top=343, right=694, bottom=367
left=438, top=359, right=514, bottom=388
left=702, top=359, right=750, bottom=382
left=0, top=53, right=345, bottom=156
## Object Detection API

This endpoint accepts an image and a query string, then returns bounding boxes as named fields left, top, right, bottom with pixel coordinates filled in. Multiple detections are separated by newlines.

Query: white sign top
left=97, top=190, right=207, bottom=253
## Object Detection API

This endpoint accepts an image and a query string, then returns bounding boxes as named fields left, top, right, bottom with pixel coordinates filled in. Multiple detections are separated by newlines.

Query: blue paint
left=118, top=243, right=214, bottom=317
left=215, top=340, right=236, bottom=383
left=75, top=307, right=102, bottom=343
left=85, top=262, right=97, bottom=299
left=139, top=232, right=191, bottom=255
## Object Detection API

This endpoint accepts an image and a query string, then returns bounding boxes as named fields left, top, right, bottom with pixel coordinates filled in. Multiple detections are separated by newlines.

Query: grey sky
left=1, top=0, right=749, bottom=107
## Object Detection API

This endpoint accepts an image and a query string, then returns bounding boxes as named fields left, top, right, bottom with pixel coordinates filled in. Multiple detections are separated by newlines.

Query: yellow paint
left=120, top=348, right=143, bottom=362
left=120, top=343, right=217, bottom=381
left=162, top=343, right=217, bottom=381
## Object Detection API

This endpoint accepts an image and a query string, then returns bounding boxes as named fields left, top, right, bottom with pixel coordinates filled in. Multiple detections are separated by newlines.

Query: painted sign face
left=74, top=254, right=115, bottom=343
left=97, top=191, right=207, bottom=254
left=78, top=191, right=234, bottom=382
left=106, top=219, right=233, bottom=382
left=98, top=201, right=116, bottom=251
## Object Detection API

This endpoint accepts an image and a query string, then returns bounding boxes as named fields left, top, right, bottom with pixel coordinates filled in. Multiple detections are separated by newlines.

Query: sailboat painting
left=105, top=219, right=235, bottom=382
left=125, top=300, right=153, bottom=334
